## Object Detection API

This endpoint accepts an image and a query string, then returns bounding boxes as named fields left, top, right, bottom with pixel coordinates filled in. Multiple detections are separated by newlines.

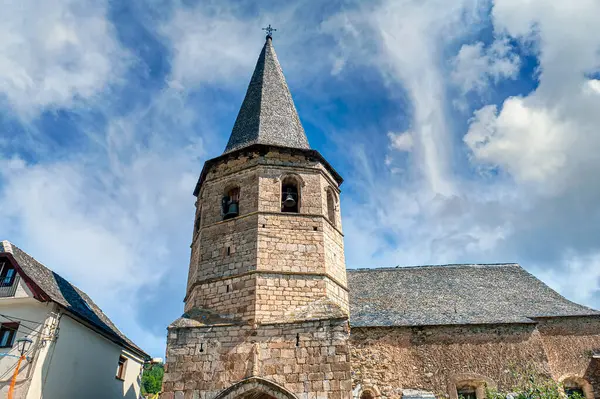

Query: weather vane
left=262, top=24, right=276, bottom=38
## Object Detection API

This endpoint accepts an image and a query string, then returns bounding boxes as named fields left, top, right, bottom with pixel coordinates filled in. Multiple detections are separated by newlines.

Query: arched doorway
left=214, top=377, right=298, bottom=399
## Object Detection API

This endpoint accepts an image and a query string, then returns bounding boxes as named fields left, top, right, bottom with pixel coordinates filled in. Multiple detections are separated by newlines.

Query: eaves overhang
left=193, top=143, right=343, bottom=196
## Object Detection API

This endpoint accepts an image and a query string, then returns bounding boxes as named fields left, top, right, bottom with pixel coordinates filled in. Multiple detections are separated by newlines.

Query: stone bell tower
left=161, top=33, right=352, bottom=399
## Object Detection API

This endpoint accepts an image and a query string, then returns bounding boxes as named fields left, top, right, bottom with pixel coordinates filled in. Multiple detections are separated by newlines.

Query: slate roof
left=347, top=263, right=599, bottom=327
left=224, top=36, right=310, bottom=153
left=0, top=240, right=149, bottom=359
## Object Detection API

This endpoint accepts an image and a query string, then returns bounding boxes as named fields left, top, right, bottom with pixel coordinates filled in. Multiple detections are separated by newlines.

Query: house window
left=281, top=176, right=299, bottom=213
left=326, top=189, right=336, bottom=226
left=116, top=355, right=127, bottom=380
left=222, top=187, right=240, bottom=220
left=0, top=323, right=19, bottom=348
left=0, top=266, right=16, bottom=287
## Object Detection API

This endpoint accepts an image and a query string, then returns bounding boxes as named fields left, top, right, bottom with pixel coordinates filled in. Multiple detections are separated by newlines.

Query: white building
left=0, top=240, right=150, bottom=399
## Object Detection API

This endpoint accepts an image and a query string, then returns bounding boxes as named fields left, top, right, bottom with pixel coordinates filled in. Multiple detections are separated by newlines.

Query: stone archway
left=214, top=377, right=298, bottom=399
left=448, top=373, right=497, bottom=399
left=559, top=374, right=594, bottom=399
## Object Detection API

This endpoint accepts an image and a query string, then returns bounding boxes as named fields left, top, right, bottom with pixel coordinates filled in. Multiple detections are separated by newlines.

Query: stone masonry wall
left=185, top=147, right=348, bottom=324
left=254, top=274, right=336, bottom=324
left=162, top=319, right=352, bottom=399
left=256, top=213, right=324, bottom=274
left=185, top=274, right=257, bottom=320
left=169, top=146, right=351, bottom=399
left=323, top=221, right=346, bottom=287
left=350, top=319, right=600, bottom=399
left=536, top=317, right=600, bottom=397
left=193, top=214, right=259, bottom=284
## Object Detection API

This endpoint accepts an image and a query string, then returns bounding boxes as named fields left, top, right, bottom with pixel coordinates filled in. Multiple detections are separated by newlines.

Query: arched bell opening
left=222, top=186, right=241, bottom=220
left=326, top=188, right=337, bottom=226
left=281, top=176, right=300, bottom=213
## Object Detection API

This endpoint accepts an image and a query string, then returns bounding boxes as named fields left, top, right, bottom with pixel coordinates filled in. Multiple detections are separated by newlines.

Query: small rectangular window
left=0, top=267, right=16, bottom=287
left=116, top=355, right=127, bottom=380
left=0, top=323, right=19, bottom=348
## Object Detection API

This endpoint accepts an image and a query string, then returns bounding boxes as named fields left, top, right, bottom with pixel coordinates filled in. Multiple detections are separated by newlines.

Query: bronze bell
left=224, top=202, right=239, bottom=219
left=283, top=193, right=296, bottom=208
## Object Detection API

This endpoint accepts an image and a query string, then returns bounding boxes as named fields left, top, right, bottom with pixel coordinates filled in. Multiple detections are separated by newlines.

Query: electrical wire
left=1, top=325, right=41, bottom=337
left=0, top=314, right=43, bottom=334
left=1, top=321, right=40, bottom=335
left=0, top=313, right=44, bottom=326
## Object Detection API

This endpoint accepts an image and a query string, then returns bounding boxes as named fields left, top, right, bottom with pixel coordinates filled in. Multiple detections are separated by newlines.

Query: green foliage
left=486, top=371, right=585, bottom=399
left=141, top=363, right=164, bottom=395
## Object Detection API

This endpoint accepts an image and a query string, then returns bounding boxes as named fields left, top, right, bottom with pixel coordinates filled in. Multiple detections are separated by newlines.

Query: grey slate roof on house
left=347, top=263, right=599, bottom=327
left=224, top=36, right=310, bottom=153
left=0, top=240, right=149, bottom=359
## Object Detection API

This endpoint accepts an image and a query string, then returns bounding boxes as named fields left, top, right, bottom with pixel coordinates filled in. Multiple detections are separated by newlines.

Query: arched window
left=281, top=176, right=299, bottom=213
left=561, top=376, right=593, bottom=399
left=222, top=186, right=240, bottom=220
left=326, top=189, right=336, bottom=226
left=449, top=374, right=496, bottom=399
left=194, top=213, right=201, bottom=234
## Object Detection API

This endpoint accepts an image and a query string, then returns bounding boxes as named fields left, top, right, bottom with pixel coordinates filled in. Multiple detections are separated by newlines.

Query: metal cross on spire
left=262, top=24, right=276, bottom=38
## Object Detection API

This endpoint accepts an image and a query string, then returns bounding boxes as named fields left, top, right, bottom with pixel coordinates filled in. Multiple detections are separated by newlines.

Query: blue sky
left=1, top=0, right=600, bottom=357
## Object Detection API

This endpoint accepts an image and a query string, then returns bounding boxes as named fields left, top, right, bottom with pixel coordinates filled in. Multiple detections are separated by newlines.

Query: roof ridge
left=3, top=241, right=85, bottom=295
left=2, top=240, right=149, bottom=359
left=348, top=263, right=521, bottom=272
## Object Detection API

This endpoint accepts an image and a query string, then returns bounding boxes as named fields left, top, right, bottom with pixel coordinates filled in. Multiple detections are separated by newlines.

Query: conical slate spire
left=224, top=36, right=310, bottom=153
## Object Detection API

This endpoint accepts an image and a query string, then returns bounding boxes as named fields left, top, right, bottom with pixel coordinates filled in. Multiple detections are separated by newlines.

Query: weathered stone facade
left=162, top=144, right=350, bottom=399
left=162, top=35, right=600, bottom=399
left=350, top=318, right=600, bottom=399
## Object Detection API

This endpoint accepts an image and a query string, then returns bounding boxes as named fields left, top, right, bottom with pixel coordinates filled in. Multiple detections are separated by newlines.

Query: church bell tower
left=162, top=33, right=352, bottom=399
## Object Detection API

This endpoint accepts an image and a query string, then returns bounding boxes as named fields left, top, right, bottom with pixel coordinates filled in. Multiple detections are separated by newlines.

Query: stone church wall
left=256, top=213, right=325, bottom=274
left=350, top=319, right=600, bottom=399
left=185, top=273, right=257, bottom=320
left=536, top=317, right=600, bottom=397
left=323, top=220, right=347, bottom=287
left=162, top=319, right=352, bottom=399
left=192, top=214, right=259, bottom=284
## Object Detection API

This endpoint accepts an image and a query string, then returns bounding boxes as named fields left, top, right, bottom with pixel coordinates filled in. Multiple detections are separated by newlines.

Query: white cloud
left=465, top=0, right=600, bottom=194
left=327, top=0, right=600, bottom=314
left=586, top=79, right=600, bottom=95
left=388, top=131, right=414, bottom=152
left=464, top=98, right=574, bottom=187
left=451, top=37, right=520, bottom=95
left=0, top=0, right=129, bottom=118
left=160, top=3, right=331, bottom=90
left=326, top=0, right=485, bottom=197
left=160, top=6, right=259, bottom=89
left=535, top=251, right=600, bottom=308
left=0, top=88, right=206, bottom=355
